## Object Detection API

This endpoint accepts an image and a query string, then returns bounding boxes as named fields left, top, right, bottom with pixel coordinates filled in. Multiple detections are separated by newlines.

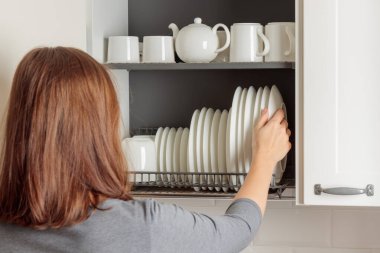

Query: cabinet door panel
left=303, top=0, right=380, bottom=206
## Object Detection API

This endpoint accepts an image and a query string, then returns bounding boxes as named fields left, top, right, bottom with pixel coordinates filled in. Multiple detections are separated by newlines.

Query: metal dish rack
left=130, top=171, right=295, bottom=199
left=128, top=128, right=295, bottom=199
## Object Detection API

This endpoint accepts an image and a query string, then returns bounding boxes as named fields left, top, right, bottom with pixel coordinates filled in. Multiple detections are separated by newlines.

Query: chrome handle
left=314, top=184, right=374, bottom=196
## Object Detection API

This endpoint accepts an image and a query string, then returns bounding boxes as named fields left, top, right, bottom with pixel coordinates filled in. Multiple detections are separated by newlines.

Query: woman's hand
left=253, top=108, right=291, bottom=166
left=235, top=108, right=291, bottom=215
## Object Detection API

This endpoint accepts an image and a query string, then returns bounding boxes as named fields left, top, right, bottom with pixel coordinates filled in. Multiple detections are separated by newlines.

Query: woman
left=0, top=47, right=291, bottom=253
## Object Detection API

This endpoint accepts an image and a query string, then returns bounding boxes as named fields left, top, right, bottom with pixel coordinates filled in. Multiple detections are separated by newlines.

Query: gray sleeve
left=147, top=198, right=262, bottom=253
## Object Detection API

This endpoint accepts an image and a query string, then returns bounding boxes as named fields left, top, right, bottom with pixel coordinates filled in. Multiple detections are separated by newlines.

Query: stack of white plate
left=227, top=85, right=288, bottom=191
left=155, top=127, right=190, bottom=186
left=187, top=108, right=229, bottom=192
left=152, top=85, right=287, bottom=192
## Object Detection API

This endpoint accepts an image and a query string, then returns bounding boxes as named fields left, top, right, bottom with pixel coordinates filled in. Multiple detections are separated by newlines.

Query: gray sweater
left=0, top=198, right=262, bottom=253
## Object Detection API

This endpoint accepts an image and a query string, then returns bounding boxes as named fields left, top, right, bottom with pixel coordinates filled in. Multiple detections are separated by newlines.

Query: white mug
left=212, top=31, right=230, bottom=63
left=230, top=23, right=270, bottom=62
left=265, top=22, right=295, bottom=62
left=121, top=136, right=156, bottom=182
left=143, top=36, right=175, bottom=63
left=107, top=36, right=139, bottom=63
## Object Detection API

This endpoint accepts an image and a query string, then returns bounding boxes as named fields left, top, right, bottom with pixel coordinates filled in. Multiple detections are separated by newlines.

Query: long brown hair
left=0, top=47, right=131, bottom=229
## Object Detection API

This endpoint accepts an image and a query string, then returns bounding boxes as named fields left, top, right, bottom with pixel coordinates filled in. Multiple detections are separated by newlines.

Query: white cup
left=212, top=31, right=230, bottom=63
left=265, top=22, right=295, bottom=62
left=230, top=23, right=270, bottom=62
left=121, top=136, right=156, bottom=182
left=107, top=36, right=139, bottom=63
left=143, top=36, right=175, bottom=63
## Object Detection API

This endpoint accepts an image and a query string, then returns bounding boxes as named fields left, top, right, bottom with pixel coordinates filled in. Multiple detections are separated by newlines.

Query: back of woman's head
left=0, top=47, right=131, bottom=229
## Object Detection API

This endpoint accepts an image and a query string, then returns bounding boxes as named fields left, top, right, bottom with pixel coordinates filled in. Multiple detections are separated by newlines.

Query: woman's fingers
left=281, top=119, right=288, bottom=129
left=271, top=109, right=285, bottom=123
left=256, top=108, right=269, bottom=129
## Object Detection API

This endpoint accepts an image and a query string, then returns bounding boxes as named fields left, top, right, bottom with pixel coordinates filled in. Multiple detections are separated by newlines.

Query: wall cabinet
left=87, top=0, right=380, bottom=206
left=300, top=0, right=380, bottom=206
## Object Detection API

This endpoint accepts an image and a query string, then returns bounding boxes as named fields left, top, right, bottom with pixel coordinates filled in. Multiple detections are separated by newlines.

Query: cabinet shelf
left=106, top=62, right=294, bottom=71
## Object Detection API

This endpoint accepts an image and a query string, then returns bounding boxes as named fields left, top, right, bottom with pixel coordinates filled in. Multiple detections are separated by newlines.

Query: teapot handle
left=212, top=24, right=231, bottom=53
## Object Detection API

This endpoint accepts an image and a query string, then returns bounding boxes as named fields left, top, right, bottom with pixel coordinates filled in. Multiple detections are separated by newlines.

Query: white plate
left=154, top=127, right=164, bottom=182
left=188, top=110, right=200, bottom=191
left=159, top=127, right=170, bottom=183
left=261, top=86, right=270, bottom=110
left=218, top=110, right=229, bottom=192
left=196, top=107, right=208, bottom=190
left=268, top=85, right=288, bottom=183
left=251, top=87, right=263, bottom=168
left=211, top=109, right=222, bottom=191
left=228, top=87, right=242, bottom=190
left=202, top=108, right=215, bottom=191
left=165, top=128, right=176, bottom=184
left=225, top=109, right=232, bottom=191
left=179, top=128, right=189, bottom=184
left=237, top=88, right=247, bottom=188
left=243, top=86, right=256, bottom=173
left=173, top=127, right=183, bottom=184
left=260, top=86, right=271, bottom=182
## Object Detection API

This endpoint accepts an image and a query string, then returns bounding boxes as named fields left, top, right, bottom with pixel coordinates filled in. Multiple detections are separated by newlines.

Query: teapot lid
left=187, top=17, right=210, bottom=29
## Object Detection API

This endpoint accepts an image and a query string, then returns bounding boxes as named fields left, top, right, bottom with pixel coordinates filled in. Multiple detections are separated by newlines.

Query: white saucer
left=268, top=85, right=288, bottom=184
left=179, top=128, right=189, bottom=184
left=243, top=86, right=256, bottom=173
left=173, top=127, right=183, bottom=183
left=188, top=110, right=200, bottom=191
left=211, top=110, right=222, bottom=191
left=159, top=127, right=170, bottom=182
left=165, top=128, right=176, bottom=184
left=218, top=110, right=229, bottom=192
left=155, top=127, right=164, bottom=182
left=228, top=87, right=242, bottom=190
left=237, top=88, right=247, bottom=188
left=203, top=108, right=215, bottom=191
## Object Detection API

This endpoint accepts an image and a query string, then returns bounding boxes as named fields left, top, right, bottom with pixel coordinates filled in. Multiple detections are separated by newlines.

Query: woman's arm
left=235, top=108, right=291, bottom=215
left=144, top=109, right=290, bottom=253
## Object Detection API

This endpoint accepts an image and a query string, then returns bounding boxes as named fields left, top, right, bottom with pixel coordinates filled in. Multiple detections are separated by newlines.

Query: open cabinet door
left=302, top=0, right=380, bottom=206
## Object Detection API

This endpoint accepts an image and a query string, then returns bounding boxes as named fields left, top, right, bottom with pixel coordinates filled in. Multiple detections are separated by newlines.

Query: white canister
left=143, top=36, right=175, bottom=63
left=107, top=36, right=140, bottom=63
left=229, top=23, right=270, bottom=63
left=265, top=22, right=295, bottom=62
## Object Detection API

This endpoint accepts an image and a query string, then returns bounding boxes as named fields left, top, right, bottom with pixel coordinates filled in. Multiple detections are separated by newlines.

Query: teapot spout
left=168, top=23, right=179, bottom=40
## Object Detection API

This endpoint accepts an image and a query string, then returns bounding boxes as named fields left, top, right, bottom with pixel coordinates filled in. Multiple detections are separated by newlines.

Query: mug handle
left=212, top=24, right=231, bottom=53
left=257, top=28, right=270, bottom=56
left=284, top=26, right=295, bottom=56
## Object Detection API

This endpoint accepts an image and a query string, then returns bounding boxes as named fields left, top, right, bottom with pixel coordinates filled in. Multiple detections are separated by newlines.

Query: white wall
left=0, top=0, right=87, bottom=138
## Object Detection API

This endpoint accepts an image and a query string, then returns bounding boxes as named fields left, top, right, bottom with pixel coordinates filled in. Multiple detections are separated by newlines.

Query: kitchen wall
left=1, top=1, right=380, bottom=253
left=0, top=0, right=87, bottom=141
left=157, top=198, right=380, bottom=253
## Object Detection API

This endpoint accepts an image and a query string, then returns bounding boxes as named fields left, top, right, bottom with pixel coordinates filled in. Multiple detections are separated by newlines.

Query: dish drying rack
left=130, top=171, right=295, bottom=199
left=128, top=128, right=295, bottom=199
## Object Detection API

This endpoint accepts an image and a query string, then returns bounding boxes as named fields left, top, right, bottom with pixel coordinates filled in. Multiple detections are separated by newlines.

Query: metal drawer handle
left=314, top=184, right=374, bottom=196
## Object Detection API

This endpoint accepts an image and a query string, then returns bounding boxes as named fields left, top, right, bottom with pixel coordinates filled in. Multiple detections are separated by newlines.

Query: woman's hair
left=0, top=47, right=132, bottom=229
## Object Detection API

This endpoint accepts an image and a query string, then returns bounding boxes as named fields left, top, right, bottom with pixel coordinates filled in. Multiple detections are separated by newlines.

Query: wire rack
left=129, top=171, right=295, bottom=199
left=128, top=129, right=295, bottom=199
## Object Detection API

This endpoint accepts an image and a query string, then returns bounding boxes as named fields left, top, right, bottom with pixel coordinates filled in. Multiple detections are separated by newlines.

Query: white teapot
left=169, top=18, right=230, bottom=63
